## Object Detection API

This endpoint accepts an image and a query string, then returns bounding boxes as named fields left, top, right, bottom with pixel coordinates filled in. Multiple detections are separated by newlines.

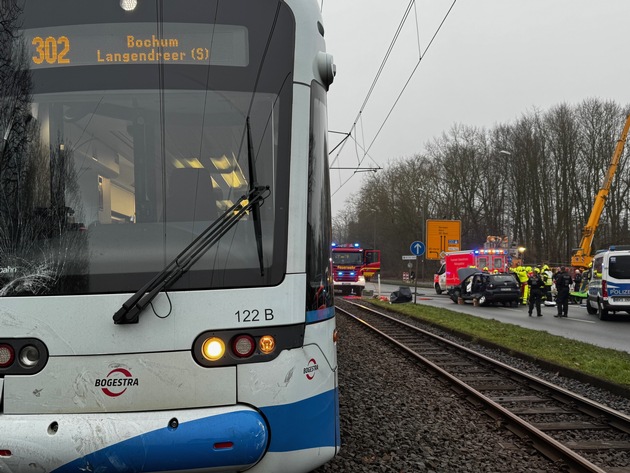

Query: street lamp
left=497, top=150, right=512, bottom=241
left=367, top=208, right=377, bottom=249
left=518, top=246, right=526, bottom=264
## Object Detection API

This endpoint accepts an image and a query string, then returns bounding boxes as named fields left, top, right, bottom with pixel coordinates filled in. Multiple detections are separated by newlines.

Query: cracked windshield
left=0, top=5, right=289, bottom=296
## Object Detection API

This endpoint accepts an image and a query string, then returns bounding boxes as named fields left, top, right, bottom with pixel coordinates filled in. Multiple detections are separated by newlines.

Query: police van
left=586, top=246, right=630, bottom=320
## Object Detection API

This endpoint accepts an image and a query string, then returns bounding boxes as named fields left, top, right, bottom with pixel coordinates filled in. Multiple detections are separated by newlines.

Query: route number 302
left=236, top=309, right=274, bottom=323
left=31, top=36, right=70, bottom=65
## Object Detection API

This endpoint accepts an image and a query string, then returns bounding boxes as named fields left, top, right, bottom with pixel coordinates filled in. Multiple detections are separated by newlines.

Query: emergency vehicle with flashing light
left=331, top=243, right=381, bottom=296
left=434, top=248, right=510, bottom=294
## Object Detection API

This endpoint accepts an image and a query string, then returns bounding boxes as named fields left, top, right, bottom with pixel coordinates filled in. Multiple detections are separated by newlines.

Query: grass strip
left=368, top=299, right=630, bottom=387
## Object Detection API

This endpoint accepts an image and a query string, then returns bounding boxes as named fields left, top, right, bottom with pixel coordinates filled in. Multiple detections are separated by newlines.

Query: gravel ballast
left=312, top=302, right=630, bottom=472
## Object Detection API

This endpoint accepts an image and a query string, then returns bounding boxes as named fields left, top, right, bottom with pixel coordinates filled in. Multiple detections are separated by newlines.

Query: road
left=353, top=280, right=630, bottom=354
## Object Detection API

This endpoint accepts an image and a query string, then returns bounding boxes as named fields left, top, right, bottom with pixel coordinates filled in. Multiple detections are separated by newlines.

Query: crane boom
left=571, top=114, right=630, bottom=268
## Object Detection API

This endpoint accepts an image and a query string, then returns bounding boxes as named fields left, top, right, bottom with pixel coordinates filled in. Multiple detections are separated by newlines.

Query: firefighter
left=581, top=262, right=593, bottom=286
left=515, top=266, right=529, bottom=304
left=541, top=264, right=554, bottom=305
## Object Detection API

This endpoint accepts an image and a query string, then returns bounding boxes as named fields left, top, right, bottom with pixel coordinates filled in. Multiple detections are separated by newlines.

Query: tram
left=0, top=0, right=338, bottom=471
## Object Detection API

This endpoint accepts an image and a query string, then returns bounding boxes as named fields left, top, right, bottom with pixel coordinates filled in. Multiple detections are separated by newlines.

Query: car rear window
left=492, top=275, right=516, bottom=284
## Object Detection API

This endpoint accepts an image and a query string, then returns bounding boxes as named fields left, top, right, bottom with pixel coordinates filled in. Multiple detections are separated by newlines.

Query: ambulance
left=434, top=249, right=510, bottom=294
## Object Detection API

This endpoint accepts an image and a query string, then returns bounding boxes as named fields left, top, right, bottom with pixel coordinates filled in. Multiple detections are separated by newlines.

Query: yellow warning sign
left=426, top=220, right=461, bottom=260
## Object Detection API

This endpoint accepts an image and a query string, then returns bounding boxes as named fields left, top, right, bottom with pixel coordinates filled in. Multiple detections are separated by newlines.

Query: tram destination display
left=21, top=23, right=248, bottom=69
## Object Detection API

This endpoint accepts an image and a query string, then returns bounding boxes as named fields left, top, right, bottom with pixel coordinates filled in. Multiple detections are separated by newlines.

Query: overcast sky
left=321, top=0, right=630, bottom=217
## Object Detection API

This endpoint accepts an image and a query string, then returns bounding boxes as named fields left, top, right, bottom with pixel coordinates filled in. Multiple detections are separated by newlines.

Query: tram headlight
left=18, top=345, right=41, bottom=369
left=201, top=337, right=226, bottom=362
left=193, top=327, right=296, bottom=367
left=120, top=0, right=138, bottom=11
left=0, top=339, right=47, bottom=374
left=0, top=344, right=15, bottom=368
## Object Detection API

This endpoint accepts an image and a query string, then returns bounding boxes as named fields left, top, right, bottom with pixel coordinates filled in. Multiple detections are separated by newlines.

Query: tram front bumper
left=0, top=405, right=268, bottom=473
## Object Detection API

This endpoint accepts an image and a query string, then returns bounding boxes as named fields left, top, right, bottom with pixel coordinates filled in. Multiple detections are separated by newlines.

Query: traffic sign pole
left=414, top=257, right=419, bottom=303
left=410, top=241, right=425, bottom=303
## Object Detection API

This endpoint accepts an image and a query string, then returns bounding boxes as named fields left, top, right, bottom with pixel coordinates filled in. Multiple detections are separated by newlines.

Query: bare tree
left=331, top=98, right=630, bottom=274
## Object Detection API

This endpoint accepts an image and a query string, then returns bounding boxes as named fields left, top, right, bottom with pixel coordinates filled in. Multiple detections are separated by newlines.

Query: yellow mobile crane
left=571, top=114, right=630, bottom=268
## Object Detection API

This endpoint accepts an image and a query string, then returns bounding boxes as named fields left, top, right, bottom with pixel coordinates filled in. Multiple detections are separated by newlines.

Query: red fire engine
left=331, top=243, right=381, bottom=296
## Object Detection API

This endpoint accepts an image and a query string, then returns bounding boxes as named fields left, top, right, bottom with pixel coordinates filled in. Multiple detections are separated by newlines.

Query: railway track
left=338, top=300, right=630, bottom=473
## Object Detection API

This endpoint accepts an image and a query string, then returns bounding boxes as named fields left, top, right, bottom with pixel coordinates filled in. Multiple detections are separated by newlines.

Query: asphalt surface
left=355, top=280, right=630, bottom=354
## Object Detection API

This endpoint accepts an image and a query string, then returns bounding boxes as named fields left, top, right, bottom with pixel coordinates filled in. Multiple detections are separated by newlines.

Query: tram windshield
left=0, top=0, right=294, bottom=295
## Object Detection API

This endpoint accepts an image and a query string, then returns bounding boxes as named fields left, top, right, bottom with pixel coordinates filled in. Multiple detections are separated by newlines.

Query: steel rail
left=337, top=302, right=623, bottom=473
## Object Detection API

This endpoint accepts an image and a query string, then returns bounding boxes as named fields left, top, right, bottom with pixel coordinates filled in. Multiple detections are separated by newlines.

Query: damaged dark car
left=448, top=267, right=520, bottom=307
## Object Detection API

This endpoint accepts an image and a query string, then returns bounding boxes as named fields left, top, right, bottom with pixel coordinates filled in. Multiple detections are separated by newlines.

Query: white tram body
left=0, top=0, right=338, bottom=472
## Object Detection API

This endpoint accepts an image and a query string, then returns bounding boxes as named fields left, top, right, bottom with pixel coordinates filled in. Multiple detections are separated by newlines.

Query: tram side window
left=306, top=82, right=333, bottom=311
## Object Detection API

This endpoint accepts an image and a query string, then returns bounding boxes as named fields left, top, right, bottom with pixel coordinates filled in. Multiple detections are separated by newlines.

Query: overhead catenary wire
left=329, top=0, right=418, bottom=169
left=363, top=0, right=457, bottom=159
left=327, top=0, right=458, bottom=196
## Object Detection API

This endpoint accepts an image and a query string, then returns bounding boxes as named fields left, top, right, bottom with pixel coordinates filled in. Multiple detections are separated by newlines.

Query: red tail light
left=0, top=344, right=15, bottom=368
left=602, top=280, right=608, bottom=298
left=0, top=339, right=48, bottom=374
left=232, top=335, right=256, bottom=358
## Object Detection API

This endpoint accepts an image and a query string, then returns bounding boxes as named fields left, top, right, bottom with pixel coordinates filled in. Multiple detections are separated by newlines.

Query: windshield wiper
left=113, top=185, right=270, bottom=325
left=246, top=116, right=265, bottom=276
